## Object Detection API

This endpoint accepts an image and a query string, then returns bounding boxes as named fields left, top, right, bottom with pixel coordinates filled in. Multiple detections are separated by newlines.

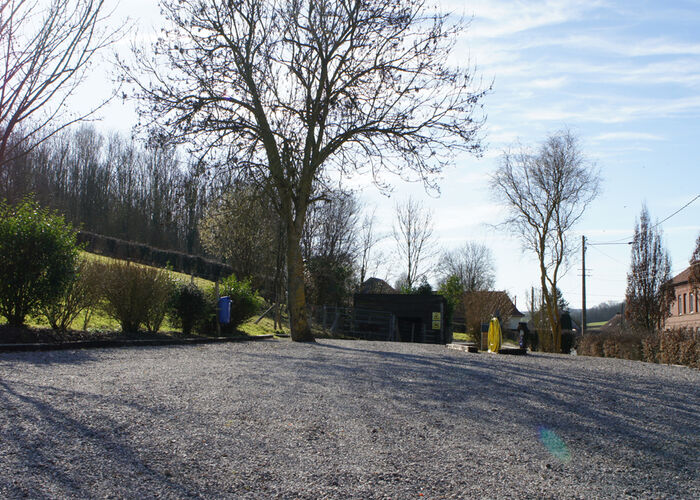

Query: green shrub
left=41, top=258, right=102, bottom=331
left=201, top=275, right=263, bottom=334
left=170, top=282, right=207, bottom=335
left=0, top=199, right=79, bottom=327
left=99, top=261, right=176, bottom=333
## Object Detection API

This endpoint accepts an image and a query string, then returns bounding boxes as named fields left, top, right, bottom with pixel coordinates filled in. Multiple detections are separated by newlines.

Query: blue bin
left=218, top=296, right=231, bottom=324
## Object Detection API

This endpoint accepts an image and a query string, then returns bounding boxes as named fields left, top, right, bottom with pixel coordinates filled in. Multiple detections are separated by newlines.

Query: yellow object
left=488, top=317, right=502, bottom=353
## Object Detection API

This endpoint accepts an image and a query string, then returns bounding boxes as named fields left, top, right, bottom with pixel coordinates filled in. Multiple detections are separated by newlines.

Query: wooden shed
left=353, top=293, right=450, bottom=344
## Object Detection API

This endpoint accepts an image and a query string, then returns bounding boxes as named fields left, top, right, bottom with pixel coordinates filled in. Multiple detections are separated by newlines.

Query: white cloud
left=452, top=0, right=604, bottom=39
left=528, top=76, right=569, bottom=89
left=565, top=35, right=700, bottom=58
left=592, top=132, right=665, bottom=142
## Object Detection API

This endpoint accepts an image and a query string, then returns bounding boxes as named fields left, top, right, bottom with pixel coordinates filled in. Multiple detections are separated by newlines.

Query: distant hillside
left=569, top=300, right=624, bottom=326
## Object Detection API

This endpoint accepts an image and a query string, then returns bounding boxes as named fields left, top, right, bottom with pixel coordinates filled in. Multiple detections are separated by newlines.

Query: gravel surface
left=0, top=339, right=698, bottom=499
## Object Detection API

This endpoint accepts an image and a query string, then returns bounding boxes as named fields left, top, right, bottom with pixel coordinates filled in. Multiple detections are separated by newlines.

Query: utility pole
left=581, top=235, right=587, bottom=336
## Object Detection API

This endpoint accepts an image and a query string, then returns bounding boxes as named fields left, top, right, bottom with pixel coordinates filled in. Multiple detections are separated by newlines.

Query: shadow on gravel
left=306, top=341, right=700, bottom=477
left=0, top=339, right=697, bottom=498
left=0, top=379, right=199, bottom=498
left=0, top=349, right=99, bottom=366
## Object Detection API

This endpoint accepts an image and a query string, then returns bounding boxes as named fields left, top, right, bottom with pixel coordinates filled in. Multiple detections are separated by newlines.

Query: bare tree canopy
left=491, top=131, right=600, bottom=352
left=199, top=185, right=283, bottom=297
left=0, top=0, right=119, bottom=166
left=301, top=190, right=360, bottom=265
left=625, top=204, right=673, bottom=331
left=393, top=196, right=435, bottom=290
left=302, top=190, right=360, bottom=307
left=125, top=0, right=488, bottom=341
left=463, top=290, right=514, bottom=337
left=357, top=209, right=385, bottom=287
left=437, top=241, right=495, bottom=292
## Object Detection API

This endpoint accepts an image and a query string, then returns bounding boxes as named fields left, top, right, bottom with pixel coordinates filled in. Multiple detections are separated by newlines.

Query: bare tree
left=301, top=190, right=360, bottom=307
left=625, top=205, right=674, bottom=331
left=0, top=0, right=120, bottom=167
left=357, top=209, right=385, bottom=287
left=123, top=0, right=487, bottom=341
left=437, top=241, right=495, bottom=292
left=302, top=190, right=360, bottom=264
left=463, top=290, right=514, bottom=339
left=393, top=197, right=435, bottom=290
left=491, top=131, right=600, bottom=352
left=199, top=185, right=282, bottom=296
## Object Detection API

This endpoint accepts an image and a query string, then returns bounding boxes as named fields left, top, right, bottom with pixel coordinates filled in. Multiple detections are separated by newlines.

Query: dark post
left=215, top=278, right=221, bottom=336
left=582, top=235, right=587, bottom=336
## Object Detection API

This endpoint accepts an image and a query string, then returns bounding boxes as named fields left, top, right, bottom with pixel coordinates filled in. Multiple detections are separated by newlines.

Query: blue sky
left=86, top=0, right=700, bottom=310
left=359, top=0, right=700, bottom=310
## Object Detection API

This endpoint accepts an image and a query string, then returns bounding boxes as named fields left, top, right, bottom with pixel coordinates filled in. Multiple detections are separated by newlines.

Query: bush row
left=578, top=328, right=700, bottom=369
left=37, top=259, right=261, bottom=334
left=0, top=198, right=261, bottom=334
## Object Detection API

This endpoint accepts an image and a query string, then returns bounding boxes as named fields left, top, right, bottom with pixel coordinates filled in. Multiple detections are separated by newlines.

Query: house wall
left=665, top=281, right=700, bottom=332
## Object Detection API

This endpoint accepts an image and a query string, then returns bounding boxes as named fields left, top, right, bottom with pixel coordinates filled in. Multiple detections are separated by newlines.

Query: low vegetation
left=170, top=283, right=208, bottom=336
left=0, top=200, right=267, bottom=340
left=578, top=328, right=699, bottom=369
left=41, top=258, right=103, bottom=331
left=98, top=260, right=176, bottom=333
left=0, top=199, right=79, bottom=327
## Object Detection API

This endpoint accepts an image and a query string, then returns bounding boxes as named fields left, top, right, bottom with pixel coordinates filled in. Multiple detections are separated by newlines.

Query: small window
left=691, top=293, right=695, bottom=314
left=683, top=294, right=687, bottom=315
left=678, top=295, right=682, bottom=315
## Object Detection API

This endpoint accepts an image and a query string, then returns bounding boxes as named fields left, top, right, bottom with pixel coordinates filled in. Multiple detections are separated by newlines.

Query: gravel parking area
left=0, top=339, right=698, bottom=499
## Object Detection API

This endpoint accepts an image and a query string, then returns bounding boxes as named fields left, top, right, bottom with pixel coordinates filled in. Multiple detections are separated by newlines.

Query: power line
left=588, top=241, right=632, bottom=246
left=653, top=194, right=700, bottom=228
left=589, top=244, right=627, bottom=265
left=589, top=193, right=700, bottom=245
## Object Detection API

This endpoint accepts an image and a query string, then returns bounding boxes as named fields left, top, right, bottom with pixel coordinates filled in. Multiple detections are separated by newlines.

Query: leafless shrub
left=578, top=335, right=604, bottom=358
left=99, top=261, right=176, bottom=333
left=579, top=327, right=698, bottom=368
left=463, top=291, right=513, bottom=337
left=41, top=258, right=102, bottom=331
left=660, top=329, right=699, bottom=368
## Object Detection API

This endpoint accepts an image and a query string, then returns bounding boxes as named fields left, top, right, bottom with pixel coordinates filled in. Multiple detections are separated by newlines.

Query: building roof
left=670, top=264, right=700, bottom=288
left=670, top=266, right=692, bottom=286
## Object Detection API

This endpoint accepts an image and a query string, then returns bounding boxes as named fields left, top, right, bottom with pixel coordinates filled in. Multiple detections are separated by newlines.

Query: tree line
left=0, top=126, right=213, bottom=255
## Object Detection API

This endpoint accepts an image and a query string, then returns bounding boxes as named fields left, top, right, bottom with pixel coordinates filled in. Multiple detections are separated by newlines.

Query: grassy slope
left=1, top=251, right=273, bottom=336
left=587, top=321, right=607, bottom=328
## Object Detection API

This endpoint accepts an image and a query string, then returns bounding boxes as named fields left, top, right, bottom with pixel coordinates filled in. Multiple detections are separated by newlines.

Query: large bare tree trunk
left=286, top=219, right=314, bottom=342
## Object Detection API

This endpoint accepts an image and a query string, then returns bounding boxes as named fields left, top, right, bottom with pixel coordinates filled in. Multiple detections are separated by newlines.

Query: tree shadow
left=291, top=339, right=700, bottom=479
left=0, top=377, right=208, bottom=498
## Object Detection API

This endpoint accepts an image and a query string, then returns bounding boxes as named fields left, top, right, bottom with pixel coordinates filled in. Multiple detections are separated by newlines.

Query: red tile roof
left=671, top=266, right=692, bottom=286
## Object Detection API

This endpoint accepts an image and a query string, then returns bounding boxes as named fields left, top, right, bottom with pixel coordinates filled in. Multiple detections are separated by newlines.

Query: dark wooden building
left=353, top=293, right=450, bottom=344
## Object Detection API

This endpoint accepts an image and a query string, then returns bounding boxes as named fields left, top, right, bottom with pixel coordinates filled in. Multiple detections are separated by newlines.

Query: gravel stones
left=0, top=339, right=698, bottom=499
